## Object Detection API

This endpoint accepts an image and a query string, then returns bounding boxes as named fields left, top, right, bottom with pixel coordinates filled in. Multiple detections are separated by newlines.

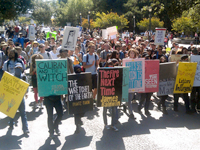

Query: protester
left=49, top=45, right=59, bottom=59
left=2, top=49, right=29, bottom=134
left=30, top=54, right=44, bottom=108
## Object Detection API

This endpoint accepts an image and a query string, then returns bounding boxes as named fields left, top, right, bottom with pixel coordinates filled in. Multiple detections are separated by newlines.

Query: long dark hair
left=111, top=50, right=119, bottom=60
left=10, top=49, right=18, bottom=61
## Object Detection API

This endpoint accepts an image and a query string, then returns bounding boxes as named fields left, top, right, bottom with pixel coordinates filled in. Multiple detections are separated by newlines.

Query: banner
left=190, top=55, right=200, bottom=87
left=61, top=26, right=79, bottom=51
left=174, top=62, right=197, bottom=93
left=97, top=67, right=129, bottom=107
left=36, top=59, right=68, bottom=97
left=157, top=62, right=176, bottom=96
left=68, top=73, right=93, bottom=114
left=0, top=72, right=29, bottom=118
left=123, top=58, right=145, bottom=93
left=143, top=60, right=159, bottom=93
left=155, top=28, right=166, bottom=45
left=28, top=25, right=35, bottom=41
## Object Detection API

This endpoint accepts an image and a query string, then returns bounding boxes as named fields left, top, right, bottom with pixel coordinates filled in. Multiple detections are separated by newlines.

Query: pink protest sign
left=143, top=60, right=159, bottom=93
left=122, top=58, right=145, bottom=93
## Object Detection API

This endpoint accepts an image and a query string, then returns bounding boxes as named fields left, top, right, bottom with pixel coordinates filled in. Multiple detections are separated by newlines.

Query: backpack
left=82, top=53, right=98, bottom=72
left=47, top=52, right=51, bottom=59
left=7, top=58, right=24, bottom=73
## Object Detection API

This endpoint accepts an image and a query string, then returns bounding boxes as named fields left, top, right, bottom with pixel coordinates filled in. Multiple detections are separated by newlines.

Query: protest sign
left=61, top=26, right=79, bottom=51
left=46, top=32, right=57, bottom=41
left=155, top=28, right=166, bottom=45
left=68, top=73, right=93, bottom=114
left=123, top=58, right=145, bottom=93
left=190, top=55, right=200, bottom=87
left=28, top=25, right=35, bottom=41
left=102, top=29, right=108, bottom=39
left=97, top=67, right=129, bottom=107
left=157, top=62, right=176, bottom=96
left=170, top=54, right=187, bottom=64
left=174, top=62, right=197, bottom=93
left=36, top=59, right=68, bottom=97
left=106, top=26, right=118, bottom=39
left=0, top=26, right=5, bottom=32
left=143, top=60, right=159, bottom=93
left=0, top=72, right=29, bottom=118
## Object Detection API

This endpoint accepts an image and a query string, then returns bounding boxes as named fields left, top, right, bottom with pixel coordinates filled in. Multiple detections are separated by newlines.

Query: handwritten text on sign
left=0, top=72, right=29, bottom=118
left=174, top=62, right=197, bottom=93
left=36, top=59, right=68, bottom=97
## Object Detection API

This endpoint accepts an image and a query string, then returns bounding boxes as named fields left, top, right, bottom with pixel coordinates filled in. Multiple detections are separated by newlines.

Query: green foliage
left=18, top=17, right=31, bottom=25
left=82, top=18, right=95, bottom=29
left=137, top=17, right=164, bottom=31
left=54, top=0, right=93, bottom=26
left=0, top=0, right=32, bottom=20
left=94, top=12, right=129, bottom=30
left=31, top=1, right=53, bottom=25
left=172, top=16, right=194, bottom=35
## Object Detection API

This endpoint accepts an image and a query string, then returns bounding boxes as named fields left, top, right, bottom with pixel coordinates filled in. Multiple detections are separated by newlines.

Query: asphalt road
left=1, top=87, right=200, bottom=150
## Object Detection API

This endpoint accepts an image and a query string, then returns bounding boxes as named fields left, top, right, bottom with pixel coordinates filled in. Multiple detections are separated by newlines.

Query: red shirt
left=15, top=26, right=19, bottom=33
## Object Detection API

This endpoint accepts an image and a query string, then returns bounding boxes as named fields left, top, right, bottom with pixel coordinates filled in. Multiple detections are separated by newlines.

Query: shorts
left=92, top=74, right=97, bottom=89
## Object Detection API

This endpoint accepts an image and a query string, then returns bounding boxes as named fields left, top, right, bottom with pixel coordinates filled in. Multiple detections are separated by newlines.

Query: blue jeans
left=9, top=98, right=28, bottom=132
left=44, top=96, right=63, bottom=134
left=0, top=69, right=3, bottom=81
left=103, top=107, right=117, bottom=126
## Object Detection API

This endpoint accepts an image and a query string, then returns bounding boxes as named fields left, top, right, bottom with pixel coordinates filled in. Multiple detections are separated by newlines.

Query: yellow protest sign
left=174, top=62, right=197, bottom=93
left=0, top=72, right=29, bottom=118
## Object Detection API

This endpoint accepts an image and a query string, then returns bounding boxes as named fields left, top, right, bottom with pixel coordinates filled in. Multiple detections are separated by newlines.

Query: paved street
left=1, top=87, right=200, bottom=150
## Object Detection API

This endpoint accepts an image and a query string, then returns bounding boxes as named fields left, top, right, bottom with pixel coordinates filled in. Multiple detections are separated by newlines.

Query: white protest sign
left=155, top=28, right=166, bottom=45
left=190, top=55, right=200, bottom=87
left=102, top=29, right=108, bottom=39
left=106, top=26, right=118, bottom=39
left=0, top=26, right=5, bottom=32
left=61, top=26, right=79, bottom=51
left=28, top=25, right=35, bottom=41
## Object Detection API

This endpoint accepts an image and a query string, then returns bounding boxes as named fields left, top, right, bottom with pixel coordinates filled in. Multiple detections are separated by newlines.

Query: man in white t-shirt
left=83, top=44, right=99, bottom=100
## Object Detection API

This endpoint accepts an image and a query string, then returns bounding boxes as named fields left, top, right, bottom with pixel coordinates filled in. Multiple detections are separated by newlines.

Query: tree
left=82, top=18, right=95, bottom=29
left=0, top=0, right=32, bottom=21
left=172, top=16, right=194, bottom=35
left=94, top=12, right=129, bottom=30
left=31, top=1, right=53, bottom=25
left=137, top=17, right=164, bottom=31
left=54, top=0, right=93, bottom=26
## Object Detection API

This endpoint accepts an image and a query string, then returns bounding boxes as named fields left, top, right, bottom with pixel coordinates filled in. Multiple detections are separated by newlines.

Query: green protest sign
left=36, top=59, right=68, bottom=97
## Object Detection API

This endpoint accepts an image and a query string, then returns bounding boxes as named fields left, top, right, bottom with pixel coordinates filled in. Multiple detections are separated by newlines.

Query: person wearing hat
left=188, top=41, right=194, bottom=51
left=28, top=41, right=39, bottom=61
left=16, top=32, right=25, bottom=48
left=173, top=55, right=192, bottom=114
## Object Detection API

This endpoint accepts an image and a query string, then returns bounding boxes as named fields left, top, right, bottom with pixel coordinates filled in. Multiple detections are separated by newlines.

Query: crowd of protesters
left=0, top=25, right=200, bottom=138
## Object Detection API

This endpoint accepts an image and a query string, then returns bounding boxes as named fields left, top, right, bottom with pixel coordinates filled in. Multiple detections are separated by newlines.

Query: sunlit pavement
left=1, top=89, right=200, bottom=150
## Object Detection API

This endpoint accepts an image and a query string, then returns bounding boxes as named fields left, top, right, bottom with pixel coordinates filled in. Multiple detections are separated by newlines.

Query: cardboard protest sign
left=157, top=62, right=176, bottom=96
left=36, top=59, right=68, bottom=97
left=46, top=32, right=57, bottom=40
left=174, top=62, right=197, bottom=93
left=106, top=26, right=118, bottom=39
left=0, top=72, right=29, bottom=118
left=102, top=29, right=108, bottom=39
left=68, top=73, right=93, bottom=114
left=97, top=67, right=129, bottom=107
left=143, top=60, right=159, bottom=93
left=170, top=54, right=188, bottom=64
left=190, top=55, right=200, bottom=87
left=28, top=25, right=35, bottom=41
left=155, top=28, right=166, bottom=45
left=123, top=58, right=145, bottom=93
left=61, top=26, right=79, bottom=51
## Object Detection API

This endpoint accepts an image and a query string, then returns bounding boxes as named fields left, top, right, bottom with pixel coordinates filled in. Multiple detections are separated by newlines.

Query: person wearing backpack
left=83, top=44, right=99, bottom=102
left=0, top=49, right=5, bottom=80
left=2, top=49, right=29, bottom=135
